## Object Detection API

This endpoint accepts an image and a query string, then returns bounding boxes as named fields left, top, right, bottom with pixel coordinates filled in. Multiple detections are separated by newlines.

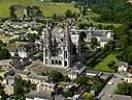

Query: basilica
left=43, top=23, right=80, bottom=68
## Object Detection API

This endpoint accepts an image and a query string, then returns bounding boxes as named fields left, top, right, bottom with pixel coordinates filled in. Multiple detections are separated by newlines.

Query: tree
left=0, top=40, right=5, bottom=47
left=63, top=90, right=73, bottom=98
left=97, top=24, right=102, bottom=29
left=9, top=6, right=16, bottom=18
left=63, top=75, right=71, bottom=82
left=65, top=9, right=72, bottom=18
left=83, top=92, right=94, bottom=100
left=75, top=76, right=89, bottom=86
left=90, top=37, right=99, bottom=49
left=115, top=82, right=132, bottom=95
left=27, top=33, right=39, bottom=42
left=14, top=76, right=31, bottom=98
left=50, top=71, right=64, bottom=82
left=31, top=83, right=37, bottom=90
left=0, top=48, right=10, bottom=60
left=0, top=83, right=5, bottom=99
left=108, top=61, right=116, bottom=68
left=52, top=13, right=57, bottom=20
left=115, top=23, right=132, bottom=64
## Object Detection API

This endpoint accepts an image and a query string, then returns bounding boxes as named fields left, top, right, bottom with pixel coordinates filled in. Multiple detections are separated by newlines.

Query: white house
left=118, top=62, right=128, bottom=73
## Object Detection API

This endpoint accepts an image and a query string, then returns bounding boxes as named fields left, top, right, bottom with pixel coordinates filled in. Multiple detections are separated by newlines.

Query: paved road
left=98, top=74, right=124, bottom=100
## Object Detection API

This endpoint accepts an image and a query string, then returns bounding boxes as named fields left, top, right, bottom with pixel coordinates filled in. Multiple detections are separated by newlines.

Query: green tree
left=0, top=48, right=10, bottom=60
left=90, top=37, right=99, bottom=49
left=63, top=90, right=73, bottom=98
left=75, top=76, right=89, bottom=86
left=50, top=71, right=64, bottom=82
left=9, top=6, right=16, bottom=18
left=65, top=9, right=72, bottom=18
left=83, top=92, right=94, bottom=100
left=52, top=13, right=57, bottom=20
left=0, top=83, right=5, bottom=99
left=14, top=76, right=31, bottom=98
left=115, top=82, right=132, bottom=95
left=27, top=33, right=39, bottom=42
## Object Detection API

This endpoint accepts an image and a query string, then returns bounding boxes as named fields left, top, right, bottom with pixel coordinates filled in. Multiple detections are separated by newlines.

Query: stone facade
left=43, top=23, right=79, bottom=68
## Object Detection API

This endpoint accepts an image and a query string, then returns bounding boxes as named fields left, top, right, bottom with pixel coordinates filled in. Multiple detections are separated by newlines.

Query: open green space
left=0, top=0, right=79, bottom=17
left=77, top=9, right=122, bottom=28
left=94, top=53, right=119, bottom=72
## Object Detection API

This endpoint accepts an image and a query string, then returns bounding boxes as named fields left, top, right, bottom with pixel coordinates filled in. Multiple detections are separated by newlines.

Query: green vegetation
left=115, top=23, right=132, bottom=64
left=63, top=90, right=73, bottom=98
left=0, top=40, right=10, bottom=60
left=0, top=0, right=79, bottom=17
left=0, top=83, right=6, bottom=99
left=14, top=76, right=31, bottom=99
left=115, top=82, right=132, bottom=96
left=83, top=92, right=94, bottom=100
left=50, top=71, right=70, bottom=82
left=94, top=53, right=118, bottom=72
left=75, top=76, right=105, bottom=94
left=115, top=23, right=132, bottom=65
left=77, top=10, right=122, bottom=29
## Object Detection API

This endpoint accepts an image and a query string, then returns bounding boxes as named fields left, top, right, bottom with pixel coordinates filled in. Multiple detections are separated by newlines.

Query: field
left=0, top=0, right=79, bottom=17
left=94, top=53, right=119, bottom=72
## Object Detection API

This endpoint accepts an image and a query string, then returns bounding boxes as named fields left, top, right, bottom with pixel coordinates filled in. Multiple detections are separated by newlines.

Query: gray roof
left=113, top=95, right=132, bottom=100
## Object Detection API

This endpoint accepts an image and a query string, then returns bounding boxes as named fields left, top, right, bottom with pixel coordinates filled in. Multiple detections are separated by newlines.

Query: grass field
left=0, top=0, right=79, bottom=17
left=94, top=53, right=119, bottom=72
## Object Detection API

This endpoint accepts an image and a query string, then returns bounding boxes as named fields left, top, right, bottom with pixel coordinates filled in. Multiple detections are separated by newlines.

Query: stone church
left=43, top=23, right=80, bottom=68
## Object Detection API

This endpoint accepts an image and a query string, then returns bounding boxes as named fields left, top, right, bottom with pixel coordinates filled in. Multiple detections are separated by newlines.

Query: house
left=68, top=62, right=86, bottom=80
left=123, top=73, right=132, bottom=83
left=112, top=95, right=132, bottom=100
left=118, top=62, right=128, bottom=73
left=85, top=70, right=99, bottom=77
left=70, top=27, right=113, bottom=48
left=9, top=48, right=28, bottom=58
left=4, top=73, right=56, bottom=99
left=3, top=75, right=15, bottom=96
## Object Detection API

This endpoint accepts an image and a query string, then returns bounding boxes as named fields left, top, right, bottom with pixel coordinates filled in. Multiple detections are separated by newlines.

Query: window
left=51, top=60, right=54, bottom=64
left=55, top=60, right=58, bottom=65
left=45, top=49, right=48, bottom=56
left=64, top=61, right=67, bottom=67
left=64, top=51, right=67, bottom=58
left=59, top=60, right=62, bottom=65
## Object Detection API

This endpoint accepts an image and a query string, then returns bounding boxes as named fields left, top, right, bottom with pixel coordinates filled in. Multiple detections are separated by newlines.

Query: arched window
left=51, top=60, right=54, bottom=64
left=59, top=60, right=62, bottom=65
left=64, top=61, right=67, bottom=67
left=55, top=60, right=58, bottom=65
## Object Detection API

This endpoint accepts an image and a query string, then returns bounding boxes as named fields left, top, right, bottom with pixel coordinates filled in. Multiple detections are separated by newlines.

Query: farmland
left=0, top=0, right=79, bottom=17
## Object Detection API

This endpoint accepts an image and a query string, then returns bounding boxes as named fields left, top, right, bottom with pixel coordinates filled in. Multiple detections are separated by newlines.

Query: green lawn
left=0, top=0, right=79, bottom=17
left=94, top=53, right=119, bottom=72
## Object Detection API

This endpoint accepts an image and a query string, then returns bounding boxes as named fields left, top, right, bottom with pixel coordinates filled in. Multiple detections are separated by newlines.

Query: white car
left=108, top=80, right=113, bottom=85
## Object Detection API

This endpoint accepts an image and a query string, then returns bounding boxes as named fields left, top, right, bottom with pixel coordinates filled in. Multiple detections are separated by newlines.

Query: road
left=98, top=74, right=124, bottom=100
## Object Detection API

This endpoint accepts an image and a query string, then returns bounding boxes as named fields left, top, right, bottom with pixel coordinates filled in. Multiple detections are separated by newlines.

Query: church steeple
left=46, top=22, right=52, bottom=48
left=64, top=23, right=72, bottom=52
